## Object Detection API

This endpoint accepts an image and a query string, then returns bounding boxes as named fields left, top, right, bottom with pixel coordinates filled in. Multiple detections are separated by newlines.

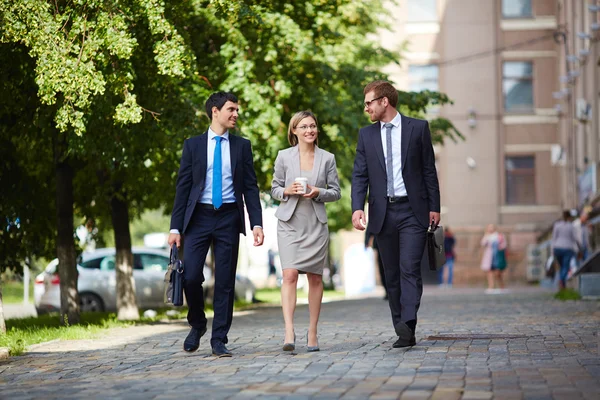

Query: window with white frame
left=407, top=0, right=437, bottom=22
left=409, top=64, right=439, bottom=92
left=502, top=0, right=532, bottom=18
left=503, top=61, right=533, bottom=112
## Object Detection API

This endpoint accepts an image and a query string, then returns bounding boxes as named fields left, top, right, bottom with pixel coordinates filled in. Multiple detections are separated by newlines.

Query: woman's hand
left=303, top=185, right=320, bottom=199
left=283, top=182, right=304, bottom=196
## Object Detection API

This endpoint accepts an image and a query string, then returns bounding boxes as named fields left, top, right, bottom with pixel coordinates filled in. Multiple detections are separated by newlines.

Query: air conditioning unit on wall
left=576, top=98, right=592, bottom=122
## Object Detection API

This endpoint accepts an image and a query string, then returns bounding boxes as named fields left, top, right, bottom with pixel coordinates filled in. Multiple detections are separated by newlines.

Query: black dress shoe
left=393, top=321, right=416, bottom=348
left=183, top=327, right=207, bottom=352
left=211, top=341, right=232, bottom=358
left=393, top=335, right=416, bottom=348
left=394, top=321, right=413, bottom=340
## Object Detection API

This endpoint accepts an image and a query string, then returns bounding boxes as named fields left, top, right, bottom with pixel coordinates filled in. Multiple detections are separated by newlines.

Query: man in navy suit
left=168, top=92, right=264, bottom=357
left=351, top=81, right=440, bottom=348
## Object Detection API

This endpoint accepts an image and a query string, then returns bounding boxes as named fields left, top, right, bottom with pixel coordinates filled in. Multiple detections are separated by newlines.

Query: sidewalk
left=0, top=286, right=598, bottom=399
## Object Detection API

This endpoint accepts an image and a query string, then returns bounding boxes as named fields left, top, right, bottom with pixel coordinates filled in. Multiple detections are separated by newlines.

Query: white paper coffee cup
left=294, top=177, right=308, bottom=194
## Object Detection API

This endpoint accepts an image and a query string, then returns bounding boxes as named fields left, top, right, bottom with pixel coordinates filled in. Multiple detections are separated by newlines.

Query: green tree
left=0, top=0, right=191, bottom=324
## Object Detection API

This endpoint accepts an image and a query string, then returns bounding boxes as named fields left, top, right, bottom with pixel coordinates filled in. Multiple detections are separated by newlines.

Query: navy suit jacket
left=170, top=132, right=263, bottom=235
left=351, top=114, right=440, bottom=234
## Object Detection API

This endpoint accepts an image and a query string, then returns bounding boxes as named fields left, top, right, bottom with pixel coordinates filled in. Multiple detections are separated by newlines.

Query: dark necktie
left=384, top=123, right=394, bottom=197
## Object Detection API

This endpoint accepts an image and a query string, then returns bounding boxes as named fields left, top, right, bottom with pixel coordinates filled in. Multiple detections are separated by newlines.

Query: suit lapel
left=291, top=145, right=300, bottom=180
left=229, top=133, right=238, bottom=179
left=198, top=132, right=208, bottom=180
left=370, top=123, right=385, bottom=171
left=311, top=146, right=323, bottom=186
left=401, top=114, right=413, bottom=171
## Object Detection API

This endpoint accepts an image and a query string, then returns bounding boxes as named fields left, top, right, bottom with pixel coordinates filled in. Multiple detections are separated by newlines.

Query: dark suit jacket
left=170, top=132, right=263, bottom=235
left=351, top=114, right=440, bottom=234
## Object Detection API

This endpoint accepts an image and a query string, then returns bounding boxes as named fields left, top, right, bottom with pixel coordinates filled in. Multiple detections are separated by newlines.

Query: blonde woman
left=480, top=224, right=507, bottom=293
left=271, top=110, right=341, bottom=352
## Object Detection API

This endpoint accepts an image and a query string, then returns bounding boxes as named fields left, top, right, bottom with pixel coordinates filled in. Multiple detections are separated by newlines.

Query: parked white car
left=34, top=247, right=256, bottom=314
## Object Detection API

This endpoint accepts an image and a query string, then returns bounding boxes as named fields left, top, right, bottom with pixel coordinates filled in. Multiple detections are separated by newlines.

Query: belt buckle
left=388, top=196, right=396, bottom=203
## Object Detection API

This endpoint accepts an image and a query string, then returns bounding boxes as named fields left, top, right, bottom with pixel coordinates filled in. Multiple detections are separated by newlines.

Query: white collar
left=380, top=112, right=401, bottom=129
left=208, top=127, right=229, bottom=141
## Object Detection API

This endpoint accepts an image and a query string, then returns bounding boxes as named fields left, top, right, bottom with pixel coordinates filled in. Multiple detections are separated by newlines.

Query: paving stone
left=0, top=287, right=597, bottom=399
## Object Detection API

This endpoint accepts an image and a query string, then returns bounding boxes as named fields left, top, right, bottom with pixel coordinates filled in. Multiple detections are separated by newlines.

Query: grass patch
left=0, top=300, right=251, bottom=357
left=0, top=312, right=129, bottom=356
left=554, top=288, right=582, bottom=301
left=255, top=288, right=345, bottom=304
left=1, top=281, right=34, bottom=304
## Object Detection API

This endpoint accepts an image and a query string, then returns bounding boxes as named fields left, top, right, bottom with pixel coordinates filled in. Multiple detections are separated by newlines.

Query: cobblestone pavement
left=0, top=287, right=598, bottom=400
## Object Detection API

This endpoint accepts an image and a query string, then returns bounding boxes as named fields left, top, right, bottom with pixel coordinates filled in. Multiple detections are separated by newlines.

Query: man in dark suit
left=351, top=80, right=440, bottom=348
left=168, top=92, right=264, bottom=357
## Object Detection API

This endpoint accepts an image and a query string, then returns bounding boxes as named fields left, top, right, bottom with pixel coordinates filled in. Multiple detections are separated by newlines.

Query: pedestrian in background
left=552, top=210, right=581, bottom=290
left=271, top=110, right=341, bottom=353
left=439, top=227, right=456, bottom=288
left=480, top=224, right=507, bottom=293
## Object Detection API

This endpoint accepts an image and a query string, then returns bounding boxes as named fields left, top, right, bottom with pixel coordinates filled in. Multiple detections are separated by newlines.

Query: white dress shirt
left=380, top=112, right=407, bottom=197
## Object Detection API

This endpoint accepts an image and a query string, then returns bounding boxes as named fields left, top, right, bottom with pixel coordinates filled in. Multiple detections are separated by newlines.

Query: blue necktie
left=212, top=136, right=223, bottom=209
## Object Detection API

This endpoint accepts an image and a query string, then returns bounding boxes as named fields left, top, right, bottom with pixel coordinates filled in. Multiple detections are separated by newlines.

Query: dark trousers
left=376, top=201, right=427, bottom=329
left=374, top=244, right=387, bottom=292
left=183, top=206, right=240, bottom=345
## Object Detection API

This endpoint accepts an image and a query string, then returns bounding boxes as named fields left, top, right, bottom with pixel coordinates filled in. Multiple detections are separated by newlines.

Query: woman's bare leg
left=281, top=268, right=299, bottom=343
left=306, top=272, right=323, bottom=347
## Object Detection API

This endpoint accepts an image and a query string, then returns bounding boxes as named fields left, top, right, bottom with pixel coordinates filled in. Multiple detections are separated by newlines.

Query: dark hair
left=287, top=110, right=319, bottom=146
left=562, top=210, right=571, bottom=221
left=205, top=92, right=238, bottom=120
left=363, top=80, right=399, bottom=108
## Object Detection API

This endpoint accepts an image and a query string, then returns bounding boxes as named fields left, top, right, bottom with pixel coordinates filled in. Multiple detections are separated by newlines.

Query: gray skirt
left=277, top=197, right=328, bottom=275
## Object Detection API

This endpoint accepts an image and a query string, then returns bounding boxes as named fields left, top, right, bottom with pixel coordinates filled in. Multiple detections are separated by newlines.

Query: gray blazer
left=271, top=146, right=341, bottom=223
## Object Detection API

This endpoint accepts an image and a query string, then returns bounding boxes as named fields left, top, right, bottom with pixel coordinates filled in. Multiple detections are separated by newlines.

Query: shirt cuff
left=170, top=229, right=180, bottom=235
left=252, top=226, right=263, bottom=230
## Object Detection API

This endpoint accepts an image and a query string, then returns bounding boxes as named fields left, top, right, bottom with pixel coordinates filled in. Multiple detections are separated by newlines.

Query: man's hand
left=168, top=233, right=181, bottom=248
left=253, top=227, right=264, bottom=246
left=303, top=185, right=319, bottom=199
left=352, top=210, right=367, bottom=231
left=429, top=212, right=441, bottom=228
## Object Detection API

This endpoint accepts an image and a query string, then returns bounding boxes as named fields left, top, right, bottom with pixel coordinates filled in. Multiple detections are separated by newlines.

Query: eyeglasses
left=364, top=96, right=384, bottom=108
left=296, top=124, right=317, bottom=131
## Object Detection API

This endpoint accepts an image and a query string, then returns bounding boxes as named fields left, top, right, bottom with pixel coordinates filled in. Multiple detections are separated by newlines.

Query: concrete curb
left=27, top=339, right=61, bottom=352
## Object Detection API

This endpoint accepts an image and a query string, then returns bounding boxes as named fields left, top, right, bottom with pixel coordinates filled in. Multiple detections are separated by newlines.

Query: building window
left=502, top=0, right=532, bottom=18
left=407, top=0, right=437, bottom=22
left=505, top=156, right=536, bottom=204
left=503, top=61, right=533, bottom=113
left=409, top=64, right=439, bottom=92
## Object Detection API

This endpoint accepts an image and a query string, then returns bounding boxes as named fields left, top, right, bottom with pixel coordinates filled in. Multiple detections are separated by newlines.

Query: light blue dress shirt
left=170, top=129, right=262, bottom=235
left=380, top=112, right=407, bottom=197
left=200, top=128, right=236, bottom=204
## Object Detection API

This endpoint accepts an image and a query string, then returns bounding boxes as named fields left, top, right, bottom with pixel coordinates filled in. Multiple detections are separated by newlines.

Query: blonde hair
left=287, top=110, right=319, bottom=146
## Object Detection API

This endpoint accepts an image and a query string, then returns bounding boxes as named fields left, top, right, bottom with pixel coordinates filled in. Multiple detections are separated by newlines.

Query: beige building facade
left=379, top=0, right=584, bottom=284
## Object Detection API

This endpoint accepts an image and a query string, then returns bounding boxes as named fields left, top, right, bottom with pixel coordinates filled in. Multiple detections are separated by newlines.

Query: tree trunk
left=0, top=288, right=6, bottom=334
left=56, top=161, right=80, bottom=326
left=110, top=188, right=139, bottom=321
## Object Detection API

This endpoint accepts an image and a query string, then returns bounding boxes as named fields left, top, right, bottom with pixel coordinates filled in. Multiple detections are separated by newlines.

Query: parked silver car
left=34, top=247, right=256, bottom=314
